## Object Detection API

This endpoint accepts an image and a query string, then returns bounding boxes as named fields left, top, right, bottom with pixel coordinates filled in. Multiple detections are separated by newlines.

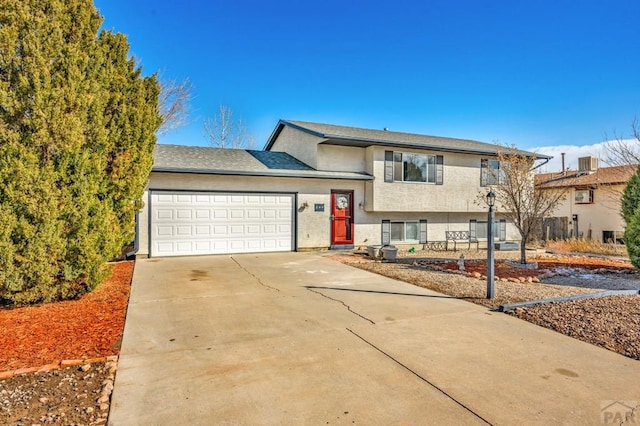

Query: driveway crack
left=231, top=257, right=280, bottom=292
left=306, top=288, right=375, bottom=324
left=346, top=328, right=493, bottom=425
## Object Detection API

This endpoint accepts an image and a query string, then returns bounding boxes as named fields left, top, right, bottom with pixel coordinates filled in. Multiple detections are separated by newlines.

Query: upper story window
left=385, top=151, right=443, bottom=184
left=575, top=189, right=593, bottom=204
left=480, top=159, right=504, bottom=186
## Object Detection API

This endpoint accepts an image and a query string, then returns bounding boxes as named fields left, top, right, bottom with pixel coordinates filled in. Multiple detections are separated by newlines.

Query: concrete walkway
left=109, top=253, right=639, bottom=425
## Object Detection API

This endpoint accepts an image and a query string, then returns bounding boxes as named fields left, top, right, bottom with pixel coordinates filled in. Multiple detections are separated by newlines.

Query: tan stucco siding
left=317, top=145, right=366, bottom=172
left=137, top=172, right=521, bottom=256
left=369, top=148, right=489, bottom=212
left=354, top=211, right=518, bottom=244
left=544, top=185, right=625, bottom=241
left=267, top=126, right=320, bottom=168
left=138, top=172, right=367, bottom=254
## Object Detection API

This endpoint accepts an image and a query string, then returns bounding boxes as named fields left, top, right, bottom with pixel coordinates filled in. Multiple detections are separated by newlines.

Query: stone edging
left=411, top=259, right=636, bottom=284
left=0, top=355, right=118, bottom=381
left=498, top=289, right=640, bottom=312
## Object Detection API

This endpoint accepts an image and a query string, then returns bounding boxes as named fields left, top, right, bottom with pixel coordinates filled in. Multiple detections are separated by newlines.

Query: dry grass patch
left=545, top=238, right=627, bottom=256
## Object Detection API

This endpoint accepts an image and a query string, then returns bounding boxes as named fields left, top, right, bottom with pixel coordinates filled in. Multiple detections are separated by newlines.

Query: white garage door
left=150, top=191, right=294, bottom=257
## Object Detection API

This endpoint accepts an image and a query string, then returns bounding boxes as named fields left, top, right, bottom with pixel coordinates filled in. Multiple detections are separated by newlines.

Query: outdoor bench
left=445, top=231, right=479, bottom=251
left=422, top=241, right=446, bottom=251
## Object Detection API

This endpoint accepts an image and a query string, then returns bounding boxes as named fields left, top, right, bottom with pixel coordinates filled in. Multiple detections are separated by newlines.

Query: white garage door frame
left=148, top=189, right=297, bottom=257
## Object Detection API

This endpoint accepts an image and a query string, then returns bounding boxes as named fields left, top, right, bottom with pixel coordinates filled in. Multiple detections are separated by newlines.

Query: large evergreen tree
left=0, top=0, right=161, bottom=304
left=622, top=168, right=640, bottom=268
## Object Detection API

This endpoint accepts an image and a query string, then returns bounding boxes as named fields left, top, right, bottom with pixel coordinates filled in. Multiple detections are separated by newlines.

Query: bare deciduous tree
left=489, top=148, right=568, bottom=264
left=603, top=118, right=640, bottom=167
left=158, top=77, right=192, bottom=135
left=203, top=105, right=255, bottom=149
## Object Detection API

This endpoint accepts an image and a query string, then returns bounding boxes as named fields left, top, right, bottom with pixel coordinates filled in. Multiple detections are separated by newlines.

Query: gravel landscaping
left=1, top=250, right=638, bottom=424
left=0, top=359, right=117, bottom=425
left=331, top=249, right=640, bottom=360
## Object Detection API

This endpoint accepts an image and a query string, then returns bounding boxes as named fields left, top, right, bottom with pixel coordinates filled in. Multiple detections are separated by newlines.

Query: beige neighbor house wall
left=544, top=185, right=625, bottom=242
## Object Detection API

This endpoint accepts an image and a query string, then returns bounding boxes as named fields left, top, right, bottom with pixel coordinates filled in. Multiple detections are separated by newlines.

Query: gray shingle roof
left=266, top=119, right=550, bottom=159
left=152, top=144, right=373, bottom=180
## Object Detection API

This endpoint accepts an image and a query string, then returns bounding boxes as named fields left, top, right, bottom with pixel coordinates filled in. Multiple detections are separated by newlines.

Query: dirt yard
left=331, top=249, right=640, bottom=360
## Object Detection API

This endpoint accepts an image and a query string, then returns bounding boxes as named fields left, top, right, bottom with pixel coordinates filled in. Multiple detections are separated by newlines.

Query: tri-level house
left=136, top=120, right=548, bottom=257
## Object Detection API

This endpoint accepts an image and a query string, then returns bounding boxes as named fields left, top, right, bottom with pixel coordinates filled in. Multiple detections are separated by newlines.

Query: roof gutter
left=151, top=167, right=374, bottom=181
left=531, top=157, right=551, bottom=172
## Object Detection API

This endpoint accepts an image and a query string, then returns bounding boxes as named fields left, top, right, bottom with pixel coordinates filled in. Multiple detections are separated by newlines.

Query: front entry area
left=330, top=190, right=354, bottom=249
left=149, top=191, right=295, bottom=257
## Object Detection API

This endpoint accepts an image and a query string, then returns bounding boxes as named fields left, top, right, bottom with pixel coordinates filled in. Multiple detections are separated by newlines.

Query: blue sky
left=94, top=0, right=639, bottom=171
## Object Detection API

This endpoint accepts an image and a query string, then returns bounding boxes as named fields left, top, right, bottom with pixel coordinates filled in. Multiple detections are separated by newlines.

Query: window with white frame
left=574, top=189, right=593, bottom=204
left=480, top=159, right=504, bottom=186
left=385, top=151, right=443, bottom=184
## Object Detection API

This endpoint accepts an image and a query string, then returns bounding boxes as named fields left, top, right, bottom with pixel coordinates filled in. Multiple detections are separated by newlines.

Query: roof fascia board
left=263, top=120, right=328, bottom=151
left=151, top=167, right=374, bottom=181
left=320, top=138, right=549, bottom=159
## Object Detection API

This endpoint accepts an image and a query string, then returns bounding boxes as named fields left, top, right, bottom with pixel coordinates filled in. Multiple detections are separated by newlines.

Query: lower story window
left=382, top=219, right=427, bottom=245
left=470, top=219, right=507, bottom=241
left=391, top=221, right=419, bottom=242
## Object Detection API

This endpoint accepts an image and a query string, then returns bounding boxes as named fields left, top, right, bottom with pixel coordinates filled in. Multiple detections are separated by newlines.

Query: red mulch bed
left=437, top=256, right=634, bottom=279
left=0, top=261, right=133, bottom=371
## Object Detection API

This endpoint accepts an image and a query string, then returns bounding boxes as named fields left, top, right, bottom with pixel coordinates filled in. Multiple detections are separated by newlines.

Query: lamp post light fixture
left=486, top=190, right=496, bottom=299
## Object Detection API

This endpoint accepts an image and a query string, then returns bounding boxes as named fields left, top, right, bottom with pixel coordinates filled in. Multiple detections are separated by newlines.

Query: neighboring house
left=535, top=156, right=637, bottom=243
left=136, top=120, right=547, bottom=257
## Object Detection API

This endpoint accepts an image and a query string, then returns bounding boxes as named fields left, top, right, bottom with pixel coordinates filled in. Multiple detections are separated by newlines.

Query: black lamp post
left=486, top=190, right=496, bottom=299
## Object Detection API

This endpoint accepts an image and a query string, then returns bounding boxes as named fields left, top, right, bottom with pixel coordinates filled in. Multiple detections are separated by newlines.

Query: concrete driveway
left=109, top=252, right=639, bottom=425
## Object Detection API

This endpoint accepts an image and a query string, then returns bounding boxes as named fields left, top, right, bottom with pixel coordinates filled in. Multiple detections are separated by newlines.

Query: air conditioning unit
left=578, top=156, right=598, bottom=173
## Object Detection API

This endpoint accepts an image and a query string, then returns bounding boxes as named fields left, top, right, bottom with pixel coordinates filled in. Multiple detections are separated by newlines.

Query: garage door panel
left=229, top=225, right=244, bottom=235
left=176, top=226, right=192, bottom=236
left=176, top=210, right=192, bottom=220
left=246, top=225, right=261, bottom=234
left=156, top=194, right=173, bottom=203
left=194, top=241, right=211, bottom=251
left=195, top=210, right=210, bottom=219
left=195, top=226, right=211, bottom=236
left=156, top=209, right=173, bottom=220
left=263, top=224, right=276, bottom=234
left=213, top=225, right=228, bottom=235
left=156, top=226, right=173, bottom=237
left=247, top=209, right=261, bottom=219
left=150, top=192, right=294, bottom=257
left=262, top=209, right=276, bottom=219
left=213, top=210, right=228, bottom=219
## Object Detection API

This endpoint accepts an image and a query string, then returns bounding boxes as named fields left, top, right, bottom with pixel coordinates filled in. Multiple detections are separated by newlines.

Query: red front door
left=331, top=191, right=354, bottom=246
